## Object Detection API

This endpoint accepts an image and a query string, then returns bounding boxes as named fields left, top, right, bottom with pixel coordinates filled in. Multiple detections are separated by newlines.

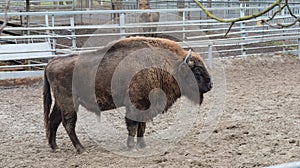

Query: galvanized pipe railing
left=1, top=6, right=300, bottom=80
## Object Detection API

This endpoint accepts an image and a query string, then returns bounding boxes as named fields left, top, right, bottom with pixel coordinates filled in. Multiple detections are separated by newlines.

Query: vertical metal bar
left=280, top=5, right=286, bottom=54
left=240, top=2, right=246, bottom=56
left=298, top=38, right=300, bottom=60
left=182, top=10, right=186, bottom=41
left=51, top=15, right=56, bottom=54
left=187, top=2, right=190, bottom=20
left=70, top=16, right=76, bottom=48
left=119, top=13, right=125, bottom=39
left=71, top=0, right=76, bottom=48
left=80, top=0, right=83, bottom=23
left=45, top=14, right=50, bottom=43
left=26, top=18, right=30, bottom=43
left=208, top=43, right=213, bottom=68
left=72, top=0, right=75, bottom=11
left=26, top=0, right=30, bottom=39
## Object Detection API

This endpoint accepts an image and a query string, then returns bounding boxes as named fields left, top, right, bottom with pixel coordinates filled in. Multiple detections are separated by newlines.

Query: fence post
left=182, top=10, right=186, bottom=40
left=72, top=0, right=75, bottom=11
left=45, top=14, right=51, bottom=44
left=119, top=13, right=126, bottom=39
left=298, top=38, right=300, bottom=59
left=240, top=2, right=246, bottom=56
left=208, top=43, right=213, bottom=68
left=88, top=0, right=92, bottom=9
left=70, top=16, right=76, bottom=48
left=51, top=15, right=56, bottom=54
left=26, top=0, right=30, bottom=38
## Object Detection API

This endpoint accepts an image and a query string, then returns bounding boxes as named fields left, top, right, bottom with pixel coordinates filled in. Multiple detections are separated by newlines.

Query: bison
left=111, top=0, right=123, bottom=22
left=43, top=36, right=212, bottom=153
left=138, top=0, right=160, bottom=32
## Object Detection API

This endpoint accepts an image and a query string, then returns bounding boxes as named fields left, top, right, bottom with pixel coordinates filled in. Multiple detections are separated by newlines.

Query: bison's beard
left=126, top=100, right=165, bottom=122
left=199, top=93, right=204, bottom=105
left=125, top=87, right=169, bottom=123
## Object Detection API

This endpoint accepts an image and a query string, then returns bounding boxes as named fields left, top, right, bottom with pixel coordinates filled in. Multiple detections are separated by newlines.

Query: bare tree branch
left=285, top=0, right=297, bottom=19
left=193, top=0, right=300, bottom=35
left=193, top=0, right=283, bottom=23
left=0, top=0, right=11, bottom=35
left=260, top=3, right=286, bottom=28
left=261, top=0, right=300, bottom=29
left=261, top=19, right=283, bottom=28
left=224, top=22, right=235, bottom=37
left=262, top=18, right=300, bottom=28
left=265, top=4, right=286, bottom=22
left=193, top=0, right=283, bottom=36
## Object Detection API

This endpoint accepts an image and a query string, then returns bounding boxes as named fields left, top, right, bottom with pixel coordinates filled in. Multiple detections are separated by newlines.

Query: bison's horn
left=184, top=49, right=192, bottom=63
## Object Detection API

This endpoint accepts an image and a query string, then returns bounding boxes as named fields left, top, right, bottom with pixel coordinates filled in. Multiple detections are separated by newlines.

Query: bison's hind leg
left=48, top=103, right=62, bottom=151
left=61, top=109, right=84, bottom=154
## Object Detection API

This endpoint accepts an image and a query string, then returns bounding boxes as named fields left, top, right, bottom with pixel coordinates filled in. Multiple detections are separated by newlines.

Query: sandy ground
left=0, top=55, right=299, bottom=168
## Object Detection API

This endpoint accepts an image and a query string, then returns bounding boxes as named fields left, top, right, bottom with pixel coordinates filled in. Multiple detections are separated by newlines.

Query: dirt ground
left=0, top=55, right=300, bottom=168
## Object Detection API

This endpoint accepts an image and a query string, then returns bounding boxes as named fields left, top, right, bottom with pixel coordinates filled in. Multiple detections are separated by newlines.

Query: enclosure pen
left=1, top=5, right=300, bottom=80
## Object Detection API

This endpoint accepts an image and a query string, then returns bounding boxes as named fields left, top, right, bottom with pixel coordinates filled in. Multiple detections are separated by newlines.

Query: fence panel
left=0, top=3, right=300, bottom=79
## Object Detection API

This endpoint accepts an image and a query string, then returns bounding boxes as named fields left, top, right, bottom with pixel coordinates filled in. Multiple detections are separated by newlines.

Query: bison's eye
left=193, top=67, right=202, bottom=75
left=192, top=67, right=203, bottom=81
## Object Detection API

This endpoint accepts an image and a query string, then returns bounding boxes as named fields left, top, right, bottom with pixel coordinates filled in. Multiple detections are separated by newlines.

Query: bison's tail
left=43, top=70, right=52, bottom=139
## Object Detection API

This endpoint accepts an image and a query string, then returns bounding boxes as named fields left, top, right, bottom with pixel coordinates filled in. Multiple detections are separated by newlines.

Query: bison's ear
left=183, top=49, right=194, bottom=67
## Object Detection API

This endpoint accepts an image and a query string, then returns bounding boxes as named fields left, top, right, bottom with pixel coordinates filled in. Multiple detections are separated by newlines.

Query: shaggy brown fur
left=43, top=36, right=212, bottom=153
left=118, top=37, right=204, bottom=62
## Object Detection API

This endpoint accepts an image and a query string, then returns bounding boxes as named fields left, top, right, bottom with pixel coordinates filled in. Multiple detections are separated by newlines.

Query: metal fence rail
left=0, top=3, right=300, bottom=79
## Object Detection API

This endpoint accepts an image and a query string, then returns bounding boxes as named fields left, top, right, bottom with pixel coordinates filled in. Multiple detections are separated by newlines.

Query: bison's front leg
left=125, top=117, right=138, bottom=149
left=137, top=122, right=146, bottom=148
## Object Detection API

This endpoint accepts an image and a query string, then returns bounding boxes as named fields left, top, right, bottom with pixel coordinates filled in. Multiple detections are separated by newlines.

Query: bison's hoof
left=75, top=145, right=85, bottom=154
left=49, top=143, right=58, bottom=151
left=127, top=136, right=135, bottom=149
left=137, top=137, right=146, bottom=148
left=76, top=148, right=85, bottom=154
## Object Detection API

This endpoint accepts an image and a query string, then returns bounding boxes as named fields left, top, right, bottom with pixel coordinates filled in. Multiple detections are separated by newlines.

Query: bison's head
left=175, top=50, right=212, bottom=104
left=138, top=0, right=149, bottom=9
left=185, top=50, right=212, bottom=93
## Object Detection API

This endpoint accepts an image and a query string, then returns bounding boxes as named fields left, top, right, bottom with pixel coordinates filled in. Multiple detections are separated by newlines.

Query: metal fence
left=0, top=1, right=300, bottom=79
